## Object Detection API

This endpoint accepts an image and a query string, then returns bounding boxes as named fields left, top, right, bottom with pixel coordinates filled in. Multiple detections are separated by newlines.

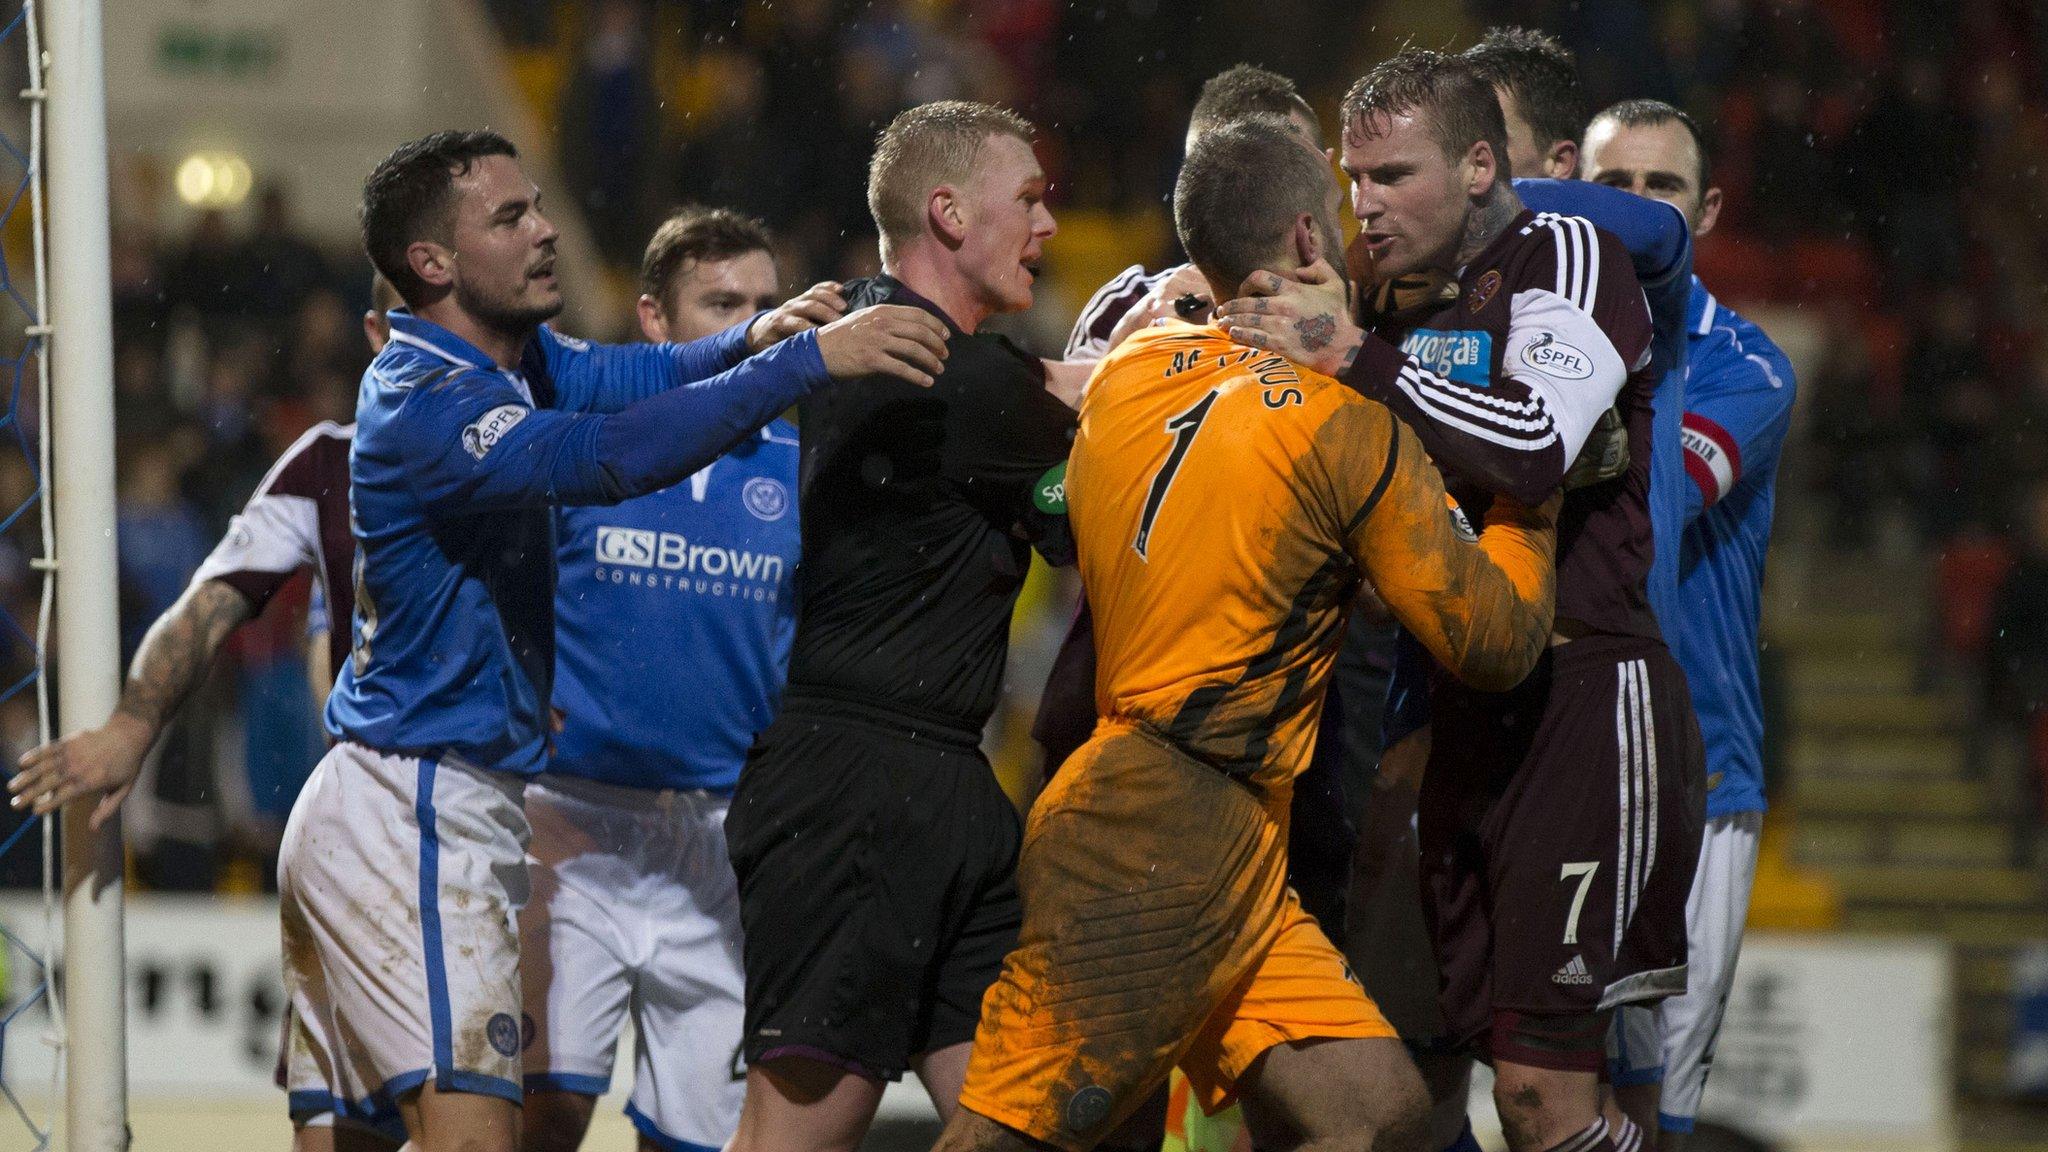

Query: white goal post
left=39, top=0, right=129, bottom=1146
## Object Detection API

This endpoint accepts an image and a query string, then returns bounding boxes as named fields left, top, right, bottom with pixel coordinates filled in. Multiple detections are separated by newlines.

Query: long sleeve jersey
left=326, top=308, right=827, bottom=774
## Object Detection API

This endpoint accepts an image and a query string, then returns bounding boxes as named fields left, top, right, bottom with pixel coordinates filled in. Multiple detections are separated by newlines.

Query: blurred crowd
left=2, top=0, right=2046, bottom=888
left=0, top=182, right=372, bottom=890
left=514, top=0, right=2048, bottom=817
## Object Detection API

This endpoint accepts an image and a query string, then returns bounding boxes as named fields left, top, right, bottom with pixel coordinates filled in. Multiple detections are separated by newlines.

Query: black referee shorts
left=725, top=692, right=1022, bottom=1080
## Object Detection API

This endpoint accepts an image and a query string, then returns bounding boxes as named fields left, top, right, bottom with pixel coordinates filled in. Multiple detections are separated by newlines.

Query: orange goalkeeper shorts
left=957, top=724, right=1393, bottom=1152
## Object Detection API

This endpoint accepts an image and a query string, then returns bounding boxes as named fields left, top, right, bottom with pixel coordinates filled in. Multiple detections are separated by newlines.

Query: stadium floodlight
left=174, top=150, right=254, bottom=208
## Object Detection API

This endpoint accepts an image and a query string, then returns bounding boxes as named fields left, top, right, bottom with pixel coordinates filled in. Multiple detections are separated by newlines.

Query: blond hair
left=867, top=100, right=1035, bottom=257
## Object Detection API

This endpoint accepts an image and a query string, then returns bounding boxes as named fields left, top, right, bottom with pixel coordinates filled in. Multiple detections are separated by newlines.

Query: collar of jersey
left=385, top=309, right=497, bottom=371
left=866, top=273, right=964, bottom=336
left=1686, top=275, right=1718, bottom=338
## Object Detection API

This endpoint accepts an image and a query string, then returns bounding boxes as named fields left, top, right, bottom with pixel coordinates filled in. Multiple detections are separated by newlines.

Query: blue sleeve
left=1680, top=328, right=1796, bottom=523
left=1647, top=362, right=1687, bottom=650
left=396, top=331, right=828, bottom=516
left=1515, top=179, right=1694, bottom=382
left=1380, top=628, right=1434, bottom=748
left=1513, top=179, right=1692, bottom=292
left=537, top=318, right=759, bottom=413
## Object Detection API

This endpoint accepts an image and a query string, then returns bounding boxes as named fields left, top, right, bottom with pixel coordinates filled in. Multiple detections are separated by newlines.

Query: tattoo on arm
left=116, top=578, right=255, bottom=732
left=1295, top=314, right=1337, bottom=353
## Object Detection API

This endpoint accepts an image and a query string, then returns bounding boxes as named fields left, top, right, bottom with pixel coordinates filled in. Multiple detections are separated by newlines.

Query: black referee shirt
left=786, top=274, right=1077, bottom=734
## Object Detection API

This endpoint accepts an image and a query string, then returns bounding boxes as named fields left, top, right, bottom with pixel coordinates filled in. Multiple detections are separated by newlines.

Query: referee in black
left=724, top=100, right=1082, bottom=1152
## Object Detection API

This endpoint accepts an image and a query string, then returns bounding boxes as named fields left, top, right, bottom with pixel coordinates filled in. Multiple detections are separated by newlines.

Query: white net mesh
left=0, top=0, right=61, bottom=1144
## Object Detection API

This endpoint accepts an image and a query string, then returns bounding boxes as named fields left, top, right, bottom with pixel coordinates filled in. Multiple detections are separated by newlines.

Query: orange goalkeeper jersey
left=1069, top=323, right=1558, bottom=795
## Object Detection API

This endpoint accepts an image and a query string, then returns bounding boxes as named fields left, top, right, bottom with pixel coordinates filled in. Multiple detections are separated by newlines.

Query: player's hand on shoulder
left=746, top=281, right=850, bottom=352
left=815, top=304, right=950, bottom=388
left=1215, top=259, right=1363, bottom=377
left=9, top=710, right=154, bottom=829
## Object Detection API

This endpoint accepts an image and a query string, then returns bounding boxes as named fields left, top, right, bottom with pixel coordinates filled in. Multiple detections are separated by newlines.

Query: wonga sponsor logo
left=1445, top=498, right=1478, bottom=543
left=1401, top=329, right=1492, bottom=386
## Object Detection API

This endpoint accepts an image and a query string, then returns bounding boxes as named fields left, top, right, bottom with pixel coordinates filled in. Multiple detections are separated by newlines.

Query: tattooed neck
left=1454, top=185, right=1521, bottom=271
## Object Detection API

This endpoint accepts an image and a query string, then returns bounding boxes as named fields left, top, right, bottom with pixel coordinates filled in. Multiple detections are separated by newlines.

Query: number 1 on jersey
left=1133, top=389, right=1219, bottom=561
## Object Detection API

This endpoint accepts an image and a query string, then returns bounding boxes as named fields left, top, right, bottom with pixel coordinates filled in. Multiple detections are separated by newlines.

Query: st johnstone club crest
left=743, top=477, right=790, bottom=521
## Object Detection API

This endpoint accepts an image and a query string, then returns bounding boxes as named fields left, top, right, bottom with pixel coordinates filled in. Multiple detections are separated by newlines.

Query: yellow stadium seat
left=1746, top=808, right=1844, bottom=931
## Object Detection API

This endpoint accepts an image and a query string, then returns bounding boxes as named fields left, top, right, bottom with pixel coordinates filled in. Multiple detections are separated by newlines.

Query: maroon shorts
left=1419, top=634, right=1704, bottom=1070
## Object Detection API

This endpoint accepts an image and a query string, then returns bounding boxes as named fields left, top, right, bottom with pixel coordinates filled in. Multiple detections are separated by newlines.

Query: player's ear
left=1697, top=186, right=1723, bottom=240
left=636, top=294, right=670, bottom=342
left=929, top=185, right=968, bottom=247
left=1547, top=139, right=1579, bottom=180
left=1466, top=140, right=1498, bottom=198
left=407, top=240, right=454, bottom=292
left=1293, top=213, right=1324, bottom=268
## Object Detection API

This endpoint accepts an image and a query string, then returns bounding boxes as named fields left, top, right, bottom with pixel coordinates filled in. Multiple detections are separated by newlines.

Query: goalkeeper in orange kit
left=932, top=114, right=1560, bottom=1152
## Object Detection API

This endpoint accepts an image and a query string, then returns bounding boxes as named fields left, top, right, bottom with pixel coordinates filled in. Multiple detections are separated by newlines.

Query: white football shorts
left=520, top=776, right=747, bottom=1151
left=278, top=741, right=529, bottom=1138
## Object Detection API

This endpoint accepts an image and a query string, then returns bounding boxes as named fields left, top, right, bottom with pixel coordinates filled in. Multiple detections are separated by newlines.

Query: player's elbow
left=1458, top=635, right=1546, bottom=692
left=1453, top=618, right=1550, bottom=692
left=1459, top=420, right=1566, bottom=506
left=1447, top=579, right=1556, bottom=692
left=582, top=469, right=634, bottom=506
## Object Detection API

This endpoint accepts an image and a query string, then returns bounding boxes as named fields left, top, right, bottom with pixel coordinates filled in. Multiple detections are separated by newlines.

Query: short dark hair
left=640, top=207, right=775, bottom=304
left=1463, top=27, right=1585, bottom=153
left=1343, top=50, right=1511, bottom=179
left=868, top=101, right=1035, bottom=256
left=1175, top=115, right=1333, bottom=296
left=360, top=130, right=519, bottom=305
left=1190, top=64, right=1321, bottom=139
left=1588, top=98, right=1712, bottom=188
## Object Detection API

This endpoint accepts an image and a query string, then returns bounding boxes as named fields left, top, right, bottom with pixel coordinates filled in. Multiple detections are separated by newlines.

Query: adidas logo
left=1552, top=955, right=1593, bottom=985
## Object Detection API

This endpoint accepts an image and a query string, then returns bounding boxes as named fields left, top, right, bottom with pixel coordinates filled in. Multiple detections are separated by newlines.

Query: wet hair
left=1464, top=26, right=1585, bottom=153
left=1343, top=49, right=1511, bottom=178
left=1190, top=64, right=1322, bottom=140
left=360, top=130, right=518, bottom=304
left=1176, top=115, right=1336, bottom=295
